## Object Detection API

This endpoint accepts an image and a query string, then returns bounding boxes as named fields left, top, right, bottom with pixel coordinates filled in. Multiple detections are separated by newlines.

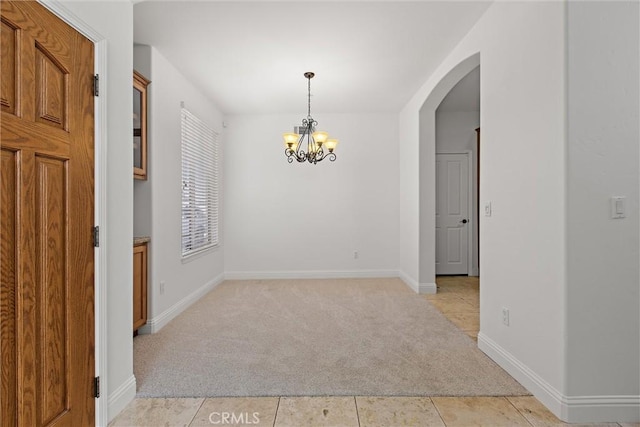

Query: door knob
left=460, top=219, right=468, bottom=224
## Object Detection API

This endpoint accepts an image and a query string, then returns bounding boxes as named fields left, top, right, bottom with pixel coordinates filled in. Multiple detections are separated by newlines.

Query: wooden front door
left=1, top=1, right=95, bottom=425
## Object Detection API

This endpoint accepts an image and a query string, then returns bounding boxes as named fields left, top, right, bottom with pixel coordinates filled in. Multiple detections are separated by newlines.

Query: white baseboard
left=478, top=332, right=565, bottom=415
left=478, top=332, right=640, bottom=423
left=138, top=273, right=224, bottom=334
left=561, top=395, right=640, bottom=423
left=107, top=375, right=136, bottom=425
left=419, top=282, right=437, bottom=294
left=398, top=271, right=436, bottom=294
left=399, top=271, right=419, bottom=293
left=224, top=270, right=399, bottom=280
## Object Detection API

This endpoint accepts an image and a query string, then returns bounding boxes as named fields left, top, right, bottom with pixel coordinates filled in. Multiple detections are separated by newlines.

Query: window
left=181, top=108, right=219, bottom=258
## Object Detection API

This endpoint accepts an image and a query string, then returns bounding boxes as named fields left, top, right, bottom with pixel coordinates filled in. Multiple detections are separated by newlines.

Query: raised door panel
left=35, top=157, right=69, bottom=425
left=1, top=150, right=17, bottom=427
left=446, top=161, right=461, bottom=216
left=447, top=227, right=462, bottom=263
left=35, top=46, right=68, bottom=130
left=0, top=19, right=18, bottom=115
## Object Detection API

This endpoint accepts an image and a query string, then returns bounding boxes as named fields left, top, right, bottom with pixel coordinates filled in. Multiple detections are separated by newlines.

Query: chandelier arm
left=285, top=147, right=307, bottom=163
left=299, top=131, right=309, bottom=158
left=284, top=148, right=296, bottom=162
left=311, top=148, right=336, bottom=164
left=301, top=118, right=317, bottom=159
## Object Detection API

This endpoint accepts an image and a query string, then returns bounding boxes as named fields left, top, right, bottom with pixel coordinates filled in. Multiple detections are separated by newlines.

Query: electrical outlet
left=502, top=307, right=510, bottom=326
left=160, top=281, right=165, bottom=295
left=354, top=251, right=359, bottom=259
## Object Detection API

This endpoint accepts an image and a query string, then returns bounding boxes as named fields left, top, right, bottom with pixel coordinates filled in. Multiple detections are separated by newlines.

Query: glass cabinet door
left=133, top=71, right=150, bottom=180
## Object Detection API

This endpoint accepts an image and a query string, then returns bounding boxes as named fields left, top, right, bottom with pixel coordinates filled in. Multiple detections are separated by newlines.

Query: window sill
left=181, top=243, right=222, bottom=264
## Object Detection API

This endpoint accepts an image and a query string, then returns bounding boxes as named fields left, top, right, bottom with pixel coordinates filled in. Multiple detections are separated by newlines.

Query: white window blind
left=181, top=108, right=219, bottom=258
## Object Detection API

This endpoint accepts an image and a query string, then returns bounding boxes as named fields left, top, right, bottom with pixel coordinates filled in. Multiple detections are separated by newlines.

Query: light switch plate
left=484, top=201, right=492, bottom=217
left=611, top=196, right=626, bottom=219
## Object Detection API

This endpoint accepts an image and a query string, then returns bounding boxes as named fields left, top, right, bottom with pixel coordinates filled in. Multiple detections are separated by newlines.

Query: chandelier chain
left=307, top=75, right=311, bottom=119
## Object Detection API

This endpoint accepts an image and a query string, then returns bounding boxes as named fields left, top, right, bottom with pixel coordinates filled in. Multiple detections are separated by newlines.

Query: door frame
left=435, top=150, right=474, bottom=275
left=466, top=149, right=475, bottom=276
left=37, top=1, right=108, bottom=425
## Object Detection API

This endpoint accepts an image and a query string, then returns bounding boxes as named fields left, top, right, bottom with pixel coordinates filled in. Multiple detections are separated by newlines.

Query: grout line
left=429, top=397, right=448, bottom=427
left=272, top=396, right=281, bottom=427
left=504, top=396, right=536, bottom=427
left=354, top=396, right=361, bottom=427
left=186, top=398, right=206, bottom=427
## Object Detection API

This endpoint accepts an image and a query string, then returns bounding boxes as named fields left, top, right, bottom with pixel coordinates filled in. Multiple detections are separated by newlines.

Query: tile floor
left=426, top=276, right=480, bottom=342
left=112, top=277, right=638, bottom=427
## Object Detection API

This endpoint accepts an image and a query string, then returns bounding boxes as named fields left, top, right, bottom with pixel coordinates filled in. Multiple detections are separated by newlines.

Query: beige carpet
left=134, top=278, right=529, bottom=397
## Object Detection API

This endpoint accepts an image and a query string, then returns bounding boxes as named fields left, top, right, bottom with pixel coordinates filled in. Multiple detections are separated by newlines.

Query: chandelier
left=283, top=72, right=338, bottom=164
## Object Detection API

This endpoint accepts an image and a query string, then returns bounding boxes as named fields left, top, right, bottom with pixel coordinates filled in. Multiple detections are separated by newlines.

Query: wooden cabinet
left=133, top=241, right=148, bottom=332
left=133, top=71, right=150, bottom=180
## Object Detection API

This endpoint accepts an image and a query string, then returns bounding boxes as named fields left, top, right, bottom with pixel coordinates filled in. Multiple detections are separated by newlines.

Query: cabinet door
left=133, top=243, right=148, bottom=331
left=133, top=71, right=150, bottom=180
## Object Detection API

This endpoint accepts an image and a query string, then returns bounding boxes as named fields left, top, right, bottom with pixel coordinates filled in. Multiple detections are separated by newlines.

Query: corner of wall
left=107, top=375, right=136, bottom=424
left=479, top=333, right=640, bottom=423
left=138, top=272, right=224, bottom=334
left=399, top=270, right=435, bottom=294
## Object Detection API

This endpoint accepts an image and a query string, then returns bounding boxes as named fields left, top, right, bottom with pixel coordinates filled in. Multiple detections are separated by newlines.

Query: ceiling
left=133, top=1, right=491, bottom=115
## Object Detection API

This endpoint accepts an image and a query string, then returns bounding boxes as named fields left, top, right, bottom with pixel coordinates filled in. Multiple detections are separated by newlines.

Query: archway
left=418, top=52, right=480, bottom=289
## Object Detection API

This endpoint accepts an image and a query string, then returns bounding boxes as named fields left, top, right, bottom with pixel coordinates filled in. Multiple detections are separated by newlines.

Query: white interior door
left=436, top=153, right=470, bottom=275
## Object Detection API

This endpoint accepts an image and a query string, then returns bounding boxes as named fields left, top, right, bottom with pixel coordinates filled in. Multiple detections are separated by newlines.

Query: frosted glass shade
left=283, top=133, right=299, bottom=149
left=312, top=131, right=329, bottom=146
left=325, top=138, right=338, bottom=152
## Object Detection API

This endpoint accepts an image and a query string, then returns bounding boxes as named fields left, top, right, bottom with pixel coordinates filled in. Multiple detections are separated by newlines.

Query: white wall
left=56, top=0, right=134, bottom=422
left=435, top=111, right=479, bottom=275
left=400, top=0, right=568, bottom=418
left=472, top=2, right=569, bottom=402
left=566, top=1, right=639, bottom=421
left=133, top=46, right=225, bottom=328
left=435, top=111, right=478, bottom=154
left=401, top=0, right=639, bottom=422
left=224, top=114, right=399, bottom=278
left=398, top=111, right=421, bottom=289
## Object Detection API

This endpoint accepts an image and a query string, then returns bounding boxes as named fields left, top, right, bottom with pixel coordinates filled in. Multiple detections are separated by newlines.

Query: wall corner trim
left=418, top=282, right=437, bottom=294
left=107, top=374, right=136, bottom=424
left=478, top=333, right=640, bottom=423
left=398, top=271, right=436, bottom=294
left=138, top=273, right=225, bottom=334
